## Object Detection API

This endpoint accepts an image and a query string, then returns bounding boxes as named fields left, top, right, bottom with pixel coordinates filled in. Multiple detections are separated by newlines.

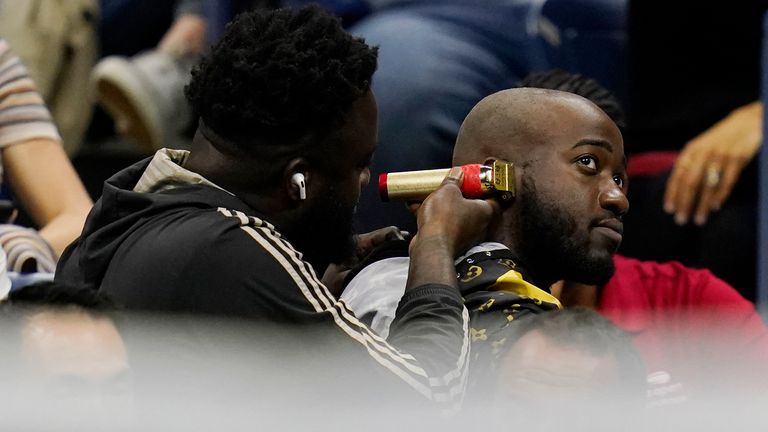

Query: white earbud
left=291, top=173, right=306, bottom=200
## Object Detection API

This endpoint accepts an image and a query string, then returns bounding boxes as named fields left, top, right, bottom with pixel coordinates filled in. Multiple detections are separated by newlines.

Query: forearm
left=381, top=167, right=494, bottom=400
left=38, top=210, right=89, bottom=257
left=1, top=139, right=92, bottom=257
left=387, top=283, right=469, bottom=402
left=384, top=234, right=469, bottom=400
left=406, top=235, right=459, bottom=289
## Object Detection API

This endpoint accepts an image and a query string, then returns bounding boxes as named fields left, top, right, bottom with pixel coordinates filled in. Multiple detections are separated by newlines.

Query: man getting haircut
left=523, top=69, right=768, bottom=402
left=55, top=5, right=497, bottom=402
left=343, top=87, right=630, bottom=374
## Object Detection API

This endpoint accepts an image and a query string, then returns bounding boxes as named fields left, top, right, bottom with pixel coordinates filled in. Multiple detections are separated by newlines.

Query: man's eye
left=577, top=155, right=598, bottom=170
left=613, top=175, right=625, bottom=188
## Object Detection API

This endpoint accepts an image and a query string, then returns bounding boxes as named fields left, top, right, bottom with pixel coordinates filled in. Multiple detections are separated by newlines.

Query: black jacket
left=55, top=156, right=469, bottom=402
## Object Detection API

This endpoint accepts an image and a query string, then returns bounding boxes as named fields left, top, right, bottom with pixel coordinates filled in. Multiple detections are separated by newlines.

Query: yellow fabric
left=489, top=269, right=563, bottom=309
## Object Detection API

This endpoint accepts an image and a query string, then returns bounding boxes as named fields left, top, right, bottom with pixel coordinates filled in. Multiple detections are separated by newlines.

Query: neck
left=487, top=214, right=557, bottom=289
left=550, top=281, right=599, bottom=308
left=184, top=129, right=296, bottom=233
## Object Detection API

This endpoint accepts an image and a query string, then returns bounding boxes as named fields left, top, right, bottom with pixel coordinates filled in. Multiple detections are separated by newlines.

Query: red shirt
left=598, top=255, right=768, bottom=403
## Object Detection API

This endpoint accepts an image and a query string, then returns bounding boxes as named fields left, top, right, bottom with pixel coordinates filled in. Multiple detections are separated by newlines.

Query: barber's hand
left=411, top=167, right=500, bottom=257
left=664, top=101, right=762, bottom=226
left=354, top=226, right=409, bottom=260
left=322, top=226, right=409, bottom=297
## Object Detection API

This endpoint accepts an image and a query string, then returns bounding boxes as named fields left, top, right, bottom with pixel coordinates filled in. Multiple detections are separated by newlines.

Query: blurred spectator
left=615, top=2, right=768, bottom=299
left=0, top=0, right=207, bottom=154
left=92, top=0, right=279, bottom=153
left=92, top=0, right=205, bottom=153
left=0, top=0, right=98, bottom=156
left=484, top=308, right=644, bottom=411
left=0, top=40, right=92, bottom=265
left=1, top=281, right=131, bottom=429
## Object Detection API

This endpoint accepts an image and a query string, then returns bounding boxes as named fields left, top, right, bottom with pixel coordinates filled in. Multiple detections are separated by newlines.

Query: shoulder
left=608, top=255, right=748, bottom=307
left=102, top=207, right=322, bottom=317
left=107, top=206, right=295, bottom=279
left=147, top=207, right=304, bottom=277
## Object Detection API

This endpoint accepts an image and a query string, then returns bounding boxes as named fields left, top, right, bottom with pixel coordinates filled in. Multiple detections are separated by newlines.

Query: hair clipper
left=378, top=160, right=515, bottom=202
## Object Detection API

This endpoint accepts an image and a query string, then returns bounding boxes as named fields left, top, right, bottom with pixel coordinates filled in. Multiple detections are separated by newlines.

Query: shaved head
left=454, top=87, right=628, bottom=288
left=452, top=88, right=615, bottom=167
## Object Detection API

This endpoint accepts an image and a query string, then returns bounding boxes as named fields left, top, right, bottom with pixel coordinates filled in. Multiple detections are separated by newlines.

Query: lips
left=595, top=218, right=624, bottom=236
left=593, top=218, right=624, bottom=245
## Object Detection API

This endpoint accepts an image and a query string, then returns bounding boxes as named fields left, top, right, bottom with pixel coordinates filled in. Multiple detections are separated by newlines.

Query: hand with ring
left=663, top=101, right=762, bottom=226
left=704, top=164, right=721, bottom=188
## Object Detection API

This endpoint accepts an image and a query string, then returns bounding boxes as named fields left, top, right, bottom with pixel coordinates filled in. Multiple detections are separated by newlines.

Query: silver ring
left=705, top=165, right=721, bottom=187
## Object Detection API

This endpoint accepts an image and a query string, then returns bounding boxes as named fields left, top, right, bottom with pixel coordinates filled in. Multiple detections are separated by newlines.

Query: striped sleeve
left=0, top=39, right=60, bottom=148
left=217, top=208, right=470, bottom=403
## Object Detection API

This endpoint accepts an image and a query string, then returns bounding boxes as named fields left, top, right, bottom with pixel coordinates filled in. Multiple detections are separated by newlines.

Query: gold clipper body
left=379, top=160, right=515, bottom=202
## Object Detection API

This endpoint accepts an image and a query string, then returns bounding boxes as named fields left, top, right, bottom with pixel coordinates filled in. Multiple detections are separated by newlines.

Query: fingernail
left=664, top=202, right=674, bottom=214
left=674, top=213, right=687, bottom=225
left=694, top=215, right=706, bottom=226
left=712, top=202, right=721, bottom=211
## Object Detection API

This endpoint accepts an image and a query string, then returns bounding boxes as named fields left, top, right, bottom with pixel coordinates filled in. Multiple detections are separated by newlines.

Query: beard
left=517, top=179, right=616, bottom=286
left=293, top=184, right=357, bottom=271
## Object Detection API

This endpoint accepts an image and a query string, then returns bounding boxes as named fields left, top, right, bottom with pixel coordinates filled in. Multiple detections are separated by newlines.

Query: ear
left=284, top=158, right=310, bottom=203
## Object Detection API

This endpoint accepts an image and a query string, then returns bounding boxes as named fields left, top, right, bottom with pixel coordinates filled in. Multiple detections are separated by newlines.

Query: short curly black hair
left=185, top=4, right=378, bottom=150
left=519, top=69, right=626, bottom=128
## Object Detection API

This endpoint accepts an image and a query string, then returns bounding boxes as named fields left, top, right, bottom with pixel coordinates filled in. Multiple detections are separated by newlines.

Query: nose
left=599, top=182, right=629, bottom=217
left=359, top=167, right=371, bottom=189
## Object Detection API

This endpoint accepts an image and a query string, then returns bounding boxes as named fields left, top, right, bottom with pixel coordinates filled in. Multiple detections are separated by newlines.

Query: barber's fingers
left=406, top=167, right=464, bottom=214
left=406, top=201, right=421, bottom=214
left=442, top=167, right=464, bottom=186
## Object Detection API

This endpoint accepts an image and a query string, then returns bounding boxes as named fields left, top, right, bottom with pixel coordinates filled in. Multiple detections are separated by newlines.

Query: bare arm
left=2, top=138, right=92, bottom=256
